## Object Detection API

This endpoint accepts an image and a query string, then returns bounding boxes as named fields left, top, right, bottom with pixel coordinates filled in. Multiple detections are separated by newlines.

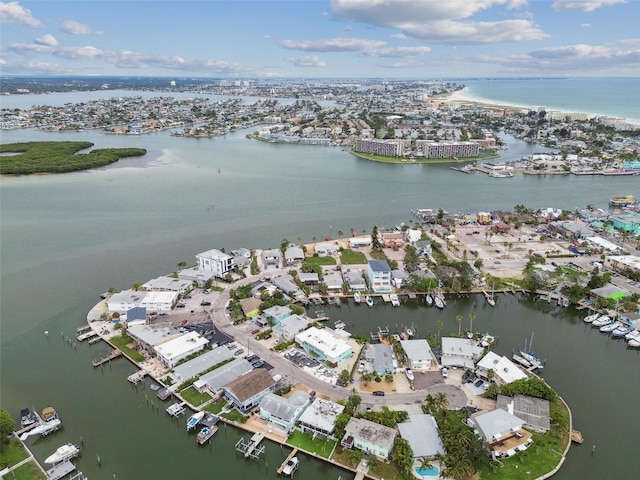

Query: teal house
left=610, top=212, right=640, bottom=235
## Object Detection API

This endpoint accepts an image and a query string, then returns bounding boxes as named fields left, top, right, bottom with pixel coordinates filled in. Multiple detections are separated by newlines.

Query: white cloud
left=581, top=23, right=592, bottom=28
left=381, top=60, right=428, bottom=68
left=330, top=0, right=547, bottom=45
left=0, top=1, right=42, bottom=27
left=1, top=61, right=75, bottom=74
left=363, top=45, right=431, bottom=57
left=35, top=34, right=58, bottom=47
left=552, top=0, right=628, bottom=12
left=284, top=55, right=327, bottom=67
left=62, top=20, right=102, bottom=35
left=279, top=37, right=386, bottom=52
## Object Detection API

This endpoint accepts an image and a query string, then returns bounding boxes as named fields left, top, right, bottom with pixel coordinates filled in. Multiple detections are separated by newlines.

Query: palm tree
left=435, top=320, right=443, bottom=342
left=418, top=456, right=433, bottom=472
left=469, top=311, right=476, bottom=335
left=176, top=260, right=187, bottom=269
left=487, top=368, right=496, bottom=384
left=434, top=392, right=448, bottom=410
left=424, top=394, right=436, bottom=414
left=455, top=315, right=463, bottom=336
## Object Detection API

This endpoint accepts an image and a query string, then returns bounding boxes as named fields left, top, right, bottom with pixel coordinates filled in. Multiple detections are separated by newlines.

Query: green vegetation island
left=0, top=141, right=147, bottom=175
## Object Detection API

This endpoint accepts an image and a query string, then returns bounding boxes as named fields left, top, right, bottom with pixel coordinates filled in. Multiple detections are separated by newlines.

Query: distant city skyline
left=1, top=0, right=639, bottom=78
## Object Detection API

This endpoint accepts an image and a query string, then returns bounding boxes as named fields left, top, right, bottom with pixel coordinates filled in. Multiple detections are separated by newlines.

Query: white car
left=441, top=367, right=448, bottom=379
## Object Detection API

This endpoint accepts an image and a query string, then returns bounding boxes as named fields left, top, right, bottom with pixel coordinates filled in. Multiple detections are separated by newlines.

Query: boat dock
left=76, top=330, right=98, bottom=342
left=235, top=432, right=266, bottom=460
left=277, top=447, right=299, bottom=475
left=127, top=370, right=147, bottom=384
left=571, top=430, right=584, bottom=444
left=76, top=325, right=92, bottom=335
left=45, top=460, right=76, bottom=480
left=166, top=402, right=186, bottom=417
left=92, top=349, right=122, bottom=367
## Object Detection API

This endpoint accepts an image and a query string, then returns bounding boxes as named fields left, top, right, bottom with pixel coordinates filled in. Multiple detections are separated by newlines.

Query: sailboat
left=519, top=333, right=543, bottom=370
left=425, top=293, right=434, bottom=306
left=434, top=295, right=444, bottom=309
left=486, top=284, right=496, bottom=306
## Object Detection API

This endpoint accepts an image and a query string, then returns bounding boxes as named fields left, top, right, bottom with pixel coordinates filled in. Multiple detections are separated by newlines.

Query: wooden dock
left=244, top=433, right=265, bottom=458
left=76, top=330, right=97, bottom=341
left=571, top=430, right=584, bottom=444
left=92, top=349, right=122, bottom=367
left=45, top=460, right=76, bottom=480
left=277, top=447, right=299, bottom=475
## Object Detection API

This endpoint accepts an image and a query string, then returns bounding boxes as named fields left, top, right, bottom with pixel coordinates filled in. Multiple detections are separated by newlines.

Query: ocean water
left=463, top=77, right=640, bottom=124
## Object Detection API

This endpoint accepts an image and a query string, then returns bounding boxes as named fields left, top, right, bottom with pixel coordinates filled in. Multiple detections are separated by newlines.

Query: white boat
left=366, top=296, right=374, bottom=307
left=45, top=443, right=80, bottom=464
left=425, top=294, right=434, bottom=305
left=489, top=170, right=513, bottom=178
left=186, top=411, right=206, bottom=431
left=282, top=456, right=299, bottom=476
left=512, top=353, right=532, bottom=368
left=197, top=425, right=218, bottom=445
left=20, top=408, right=38, bottom=429
left=353, top=292, right=361, bottom=304
left=592, top=315, right=611, bottom=327
left=611, top=325, right=632, bottom=338
left=434, top=296, right=444, bottom=309
left=19, top=418, right=62, bottom=441
left=486, top=296, right=496, bottom=307
left=625, top=330, right=640, bottom=341
left=583, top=313, right=599, bottom=323
left=600, top=321, right=621, bottom=333
left=480, top=334, right=495, bottom=348
left=334, top=321, right=346, bottom=330
left=628, top=338, right=640, bottom=348
left=404, top=368, right=415, bottom=382
left=390, top=294, right=400, bottom=307
left=405, top=327, right=414, bottom=337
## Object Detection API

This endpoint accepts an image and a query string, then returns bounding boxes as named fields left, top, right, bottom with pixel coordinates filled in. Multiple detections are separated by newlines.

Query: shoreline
left=444, top=87, right=640, bottom=126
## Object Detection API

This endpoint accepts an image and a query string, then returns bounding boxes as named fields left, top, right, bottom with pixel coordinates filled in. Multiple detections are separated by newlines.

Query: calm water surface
left=1, top=101, right=639, bottom=479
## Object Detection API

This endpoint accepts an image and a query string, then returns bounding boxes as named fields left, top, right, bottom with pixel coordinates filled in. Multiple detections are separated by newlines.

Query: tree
left=419, top=456, right=434, bottom=472
left=469, top=311, right=476, bottom=334
left=337, top=230, right=344, bottom=238
left=339, top=369, right=350, bottom=385
left=456, top=315, right=463, bottom=336
left=0, top=409, right=15, bottom=444
left=436, top=320, right=444, bottom=342
left=366, top=456, right=380, bottom=471
left=177, top=260, right=187, bottom=269
left=347, top=449, right=363, bottom=467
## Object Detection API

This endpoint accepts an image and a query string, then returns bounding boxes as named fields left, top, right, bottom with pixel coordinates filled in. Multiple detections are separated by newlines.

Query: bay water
left=1, top=85, right=639, bottom=479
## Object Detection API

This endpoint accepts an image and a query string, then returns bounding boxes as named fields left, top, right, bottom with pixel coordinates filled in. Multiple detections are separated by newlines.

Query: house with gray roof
left=197, top=358, right=253, bottom=393
left=284, top=246, right=305, bottom=264
left=298, top=272, right=319, bottom=285
left=343, top=269, right=366, bottom=290
left=365, top=343, right=395, bottom=375
left=272, top=274, right=299, bottom=295
left=441, top=337, right=484, bottom=369
left=142, top=276, right=192, bottom=293
left=496, top=394, right=550, bottom=433
left=259, top=390, right=311, bottom=432
left=298, top=398, right=345, bottom=437
left=400, top=339, right=437, bottom=370
left=341, top=417, right=397, bottom=459
left=272, top=314, right=310, bottom=340
left=398, top=414, right=445, bottom=459
left=323, top=270, right=344, bottom=291
left=263, top=305, right=292, bottom=325
left=470, top=408, right=525, bottom=444
left=173, top=346, right=234, bottom=382
left=222, top=368, right=277, bottom=413
left=127, top=323, right=181, bottom=352
left=262, top=248, right=282, bottom=266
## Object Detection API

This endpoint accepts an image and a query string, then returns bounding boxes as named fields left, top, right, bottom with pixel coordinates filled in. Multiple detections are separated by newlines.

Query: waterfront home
left=297, top=397, right=345, bottom=438
left=196, top=358, right=254, bottom=394
left=400, top=339, right=437, bottom=370
left=476, top=351, right=527, bottom=385
left=341, top=417, right=397, bottom=459
left=367, top=259, right=392, bottom=293
left=263, top=305, right=292, bottom=325
left=178, top=266, right=217, bottom=287
left=262, top=248, right=282, bottom=267
left=295, top=327, right=353, bottom=366
left=610, top=212, right=640, bottom=235
left=391, top=269, right=408, bottom=288
left=284, top=246, right=305, bottom=265
left=496, top=395, right=550, bottom=433
left=298, top=272, right=319, bottom=286
left=127, top=324, right=182, bottom=352
left=398, top=414, right=445, bottom=459
left=222, top=368, right=277, bottom=414
left=343, top=269, right=366, bottom=291
left=196, top=248, right=234, bottom=278
left=231, top=247, right=252, bottom=269
left=314, top=243, right=340, bottom=256
left=548, top=221, right=594, bottom=241
left=348, top=235, right=372, bottom=248
left=173, top=346, right=234, bottom=383
left=259, top=390, right=311, bottom=433
left=404, top=228, right=422, bottom=245
left=469, top=409, right=532, bottom=458
left=122, top=307, right=146, bottom=327
left=440, top=337, right=484, bottom=369
left=365, top=344, right=395, bottom=375
left=272, top=314, right=310, bottom=341
left=414, top=239, right=432, bottom=257
left=589, top=283, right=631, bottom=303
left=240, top=297, right=262, bottom=319
left=107, top=289, right=178, bottom=313
left=323, top=270, right=344, bottom=292
left=381, top=231, right=404, bottom=249
left=142, top=276, right=192, bottom=293
left=155, top=331, right=209, bottom=368
left=272, top=275, right=299, bottom=295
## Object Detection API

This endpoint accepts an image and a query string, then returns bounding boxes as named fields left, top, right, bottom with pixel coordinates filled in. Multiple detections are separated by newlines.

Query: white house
left=142, top=276, right=192, bottom=293
left=295, top=327, right=353, bottom=366
left=154, top=331, right=209, bottom=368
left=367, top=260, right=392, bottom=292
left=348, top=236, right=372, bottom=248
left=196, top=248, right=234, bottom=278
left=440, top=337, right=484, bottom=369
left=284, top=246, right=305, bottom=264
left=476, top=351, right=527, bottom=385
left=107, top=289, right=178, bottom=312
left=400, top=339, right=437, bottom=370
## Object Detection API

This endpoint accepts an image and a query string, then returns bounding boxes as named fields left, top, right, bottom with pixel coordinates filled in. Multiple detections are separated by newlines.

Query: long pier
left=92, top=349, right=122, bottom=367
left=277, top=447, right=299, bottom=475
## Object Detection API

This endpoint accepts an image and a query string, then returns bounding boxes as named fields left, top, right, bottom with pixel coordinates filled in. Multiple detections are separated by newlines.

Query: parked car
left=474, top=379, right=484, bottom=387
left=234, top=349, right=244, bottom=356
left=441, top=367, right=448, bottom=379
left=251, top=328, right=261, bottom=335
left=200, top=301, right=211, bottom=306
left=176, top=303, right=186, bottom=308
left=372, top=391, right=385, bottom=397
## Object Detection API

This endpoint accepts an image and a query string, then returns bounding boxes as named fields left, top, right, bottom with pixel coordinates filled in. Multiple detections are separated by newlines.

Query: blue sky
left=1, top=0, right=639, bottom=78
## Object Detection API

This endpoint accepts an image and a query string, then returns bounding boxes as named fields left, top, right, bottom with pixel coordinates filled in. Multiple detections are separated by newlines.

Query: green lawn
left=221, top=409, right=247, bottom=423
left=204, top=399, right=227, bottom=414
left=0, top=438, right=30, bottom=467
left=286, top=430, right=336, bottom=459
left=7, top=461, right=46, bottom=480
left=180, top=386, right=212, bottom=407
left=108, top=335, right=145, bottom=362
left=340, top=249, right=367, bottom=265
left=304, top=256, right=337, bottom=266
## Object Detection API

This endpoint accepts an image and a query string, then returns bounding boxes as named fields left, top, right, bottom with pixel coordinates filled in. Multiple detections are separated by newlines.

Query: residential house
left=297, top=397, right=345, bottom=437
left=367, top=260, right=392, bottom=293
left=107, top=289, right=178, bottom=313
left=284, top=246, right=305, bottom=264
left=348, top=236, right=372, bottom=248
left=414, top=239, right=432, bottom=257
left=222, top=368, right=277, bottom=413
left=272, top=275, right=299, bottom=295
left=365, top=344, right=395, bottom=375
left=272, top=314, right=310, bottom=340
left=323, top=271, right=344, bottom=292
left=127, top=324, right=181, bottom=354
left=259, top=390, right=311, bottom=433
left=314, top=243, right=340, bottom=256
left=262, top=249, right=282, bottom=267
left=263, top=305, right=292, bottom=325
left=496, top=395, right=550, bottom=433
left=295, top=327, right=353, bottom=366
left=391, top=269, right=408, bottom=288
left=154, top=331, right=209, bottom=368
left=173, top=346, right=235, bottom=383
left=142, top=276, right=192, bottom=293
left=240, top=297, right=262, bottom=319
left=469, top=409, right=532, bottom=457
left=341, top=417, right=397, bottom=459
left=197, top=358, right=254, bottom=394
left=298, top=272, right=319, bottom=285
left=476, top=351, right=527, bottom=385
left=400, top=339, right=436, bottom=370
left=343, top=269, right=366, bottom=291
left=196, top=248, right=234, bottom=278
left=398, top=414, right=445, bottom=459
left=440, top=337, right=484, bottom=369
left=381, top=231, right=404, bottom=248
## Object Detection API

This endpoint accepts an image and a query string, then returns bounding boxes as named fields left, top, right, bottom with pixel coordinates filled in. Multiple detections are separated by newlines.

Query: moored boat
left=609, top=195, right=636, bottom=207
left=282, top=456, right=299, bottom=476
left=334, top=320, right=346, bottom=330
left=583, top=313, right=599, bottom=323
left=366, top=296, right=374, bottom=307
left=425, top=294, right=434, bottom=305
left=353, top=291, right=361, bottom=304
left=600, top=321, right=621, bottom=333
left=45, top=443, right=80, bottom=464
left=197, top=425, right=218, bottom=445
left=611, top=325, right=632, bottom=338
left=186, top=411, right=206, bottom=431
left=592, top=315, right=611, bottom=327
left=628, top=338, right=640, bottom=348
left=434, top=296, right=444, bottom=309
left=390, top=294, right=400, bottom=307
left=404, top=368, right=415, bottom=382
left=480, top=334, right=495, bottom=348
left=20, top=408, right=38, bottom=429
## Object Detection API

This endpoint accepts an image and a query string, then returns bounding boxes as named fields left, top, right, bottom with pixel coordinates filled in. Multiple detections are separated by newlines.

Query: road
left=208, top=272, right=468, bottom=410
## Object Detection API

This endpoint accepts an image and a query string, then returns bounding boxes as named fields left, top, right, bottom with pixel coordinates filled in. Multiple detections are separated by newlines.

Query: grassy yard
left=180, top=386, right=212, bottom=407
left=286, top=430, right=336, bottom=459
left=204, top=399, right=227, bottom=414
left=0, top=439, right=46, bottom=480
left=340, top=249, right=367, bottom=265
left=108, top=335, right=145, bottom=362
left=221, top=409, right=247, bottom=423
left=304, top=256, right=337, bottom=266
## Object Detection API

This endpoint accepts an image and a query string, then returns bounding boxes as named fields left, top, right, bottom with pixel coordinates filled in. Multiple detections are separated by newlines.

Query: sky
left=1, top=0, right=639, bottom=78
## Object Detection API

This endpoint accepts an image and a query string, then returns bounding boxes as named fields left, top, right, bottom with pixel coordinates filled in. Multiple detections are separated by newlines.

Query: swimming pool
left=415, top=465, right=439, bottom=477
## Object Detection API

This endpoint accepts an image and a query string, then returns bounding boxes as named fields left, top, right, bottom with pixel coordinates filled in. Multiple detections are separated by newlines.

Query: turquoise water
left=415, top=464, right=439, bottom=477
left=464, top=77, right=640, bottom=123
